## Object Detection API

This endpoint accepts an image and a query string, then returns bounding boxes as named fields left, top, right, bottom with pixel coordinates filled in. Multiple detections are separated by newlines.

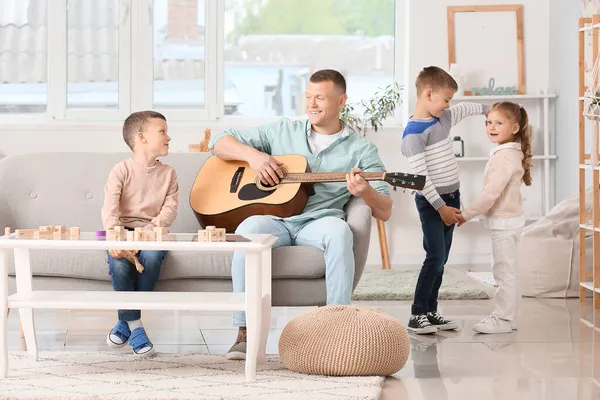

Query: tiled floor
left=5, top=267, right=600, bottom=399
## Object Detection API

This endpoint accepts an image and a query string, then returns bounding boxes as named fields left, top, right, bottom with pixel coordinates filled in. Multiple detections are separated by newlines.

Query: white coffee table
left=0, top=232, right=277, bottom=381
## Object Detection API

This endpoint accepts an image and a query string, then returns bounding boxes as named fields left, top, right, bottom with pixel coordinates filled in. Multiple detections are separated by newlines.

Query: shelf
left=580, top=224, right=599, bottom=232
left=581, top=281, right=600, bottom=293
left=579, top=23, right=600, bottom=32
left=452, top=94, right=557, bottom=101
left=7, top=291, right=247, bottom=312
left=457, top=155, right=557, bottom=162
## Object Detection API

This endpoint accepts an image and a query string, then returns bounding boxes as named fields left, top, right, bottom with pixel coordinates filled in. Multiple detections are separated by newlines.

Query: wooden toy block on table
left=34, top=230, right=52, bottom=240
left=106, top=230, right=120, bottom=241
left=14, top=229, right=35, bottom=239
left=197, top=226, right=226, bottom=242
left=69, top=227, right=80, bottom=240
left=4, top=227, right=10, bottom=238
left=153, top=227, right=168, bottom=241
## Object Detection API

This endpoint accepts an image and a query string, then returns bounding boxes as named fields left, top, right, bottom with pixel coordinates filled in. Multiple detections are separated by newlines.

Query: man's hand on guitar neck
left=346, top=168, right=393, bottom=221
left=248, top=151, right=284, bottom=186
left=346, top=168, right=371, bottom=198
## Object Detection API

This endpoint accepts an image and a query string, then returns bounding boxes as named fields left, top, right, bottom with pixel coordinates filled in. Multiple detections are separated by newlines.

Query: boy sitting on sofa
left=100, top=110, right=179, bottom=357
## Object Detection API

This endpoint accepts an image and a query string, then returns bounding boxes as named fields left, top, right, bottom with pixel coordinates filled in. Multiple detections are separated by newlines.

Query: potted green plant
left=340, top=82, right=403, bottom=136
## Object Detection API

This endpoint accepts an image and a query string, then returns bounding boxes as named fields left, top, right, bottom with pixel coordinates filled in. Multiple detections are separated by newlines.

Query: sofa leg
left=376, top=219, right=391, bottom=270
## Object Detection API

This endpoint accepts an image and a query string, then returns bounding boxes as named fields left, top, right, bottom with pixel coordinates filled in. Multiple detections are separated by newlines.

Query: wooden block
left=153, top=227, right=168, bottom=242
left=53, top=232, right=63, bottom=240
left=214, top=228, right=226, bottom=242
left=4, top=227, right=10, bottom=238
left=153, top=227, right=168, bottom=235
left=206, top=226, right=216, bottom=231
left=143, top=230, right=155, bottom=241
left=34, top=230, right=51, bottom=240
left=126, top=231, right=135, bottom=241
left=15, top=229, right=35, bottom=239
left=134, top=227, right=143, bottom=233
left=53, top=226, right=66, bottom=234
left=134, top=231, right=144, bottom=241
left=69, top=227, right=80, bottom=240
left=39, top=226, right=53, bottom=233
left=197, top=229, right=210, bottom=242
left=114, top=226, right=125, bottom=235
left=107, top=230, right=119, bottom=241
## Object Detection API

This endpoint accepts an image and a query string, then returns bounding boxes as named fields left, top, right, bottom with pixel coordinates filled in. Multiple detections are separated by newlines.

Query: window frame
left=0, top=0, right=409, bottom=128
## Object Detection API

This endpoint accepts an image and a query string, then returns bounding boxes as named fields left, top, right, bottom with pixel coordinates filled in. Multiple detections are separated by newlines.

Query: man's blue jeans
left=231, top=216, right=355, bottom=326
left=107, top=250, right=166, bottom=321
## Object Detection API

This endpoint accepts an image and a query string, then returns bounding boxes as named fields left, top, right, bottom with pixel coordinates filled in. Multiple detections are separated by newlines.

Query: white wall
left=551, top=1, right=580, bottom=204
left=0, top=0, right=575, bottom=267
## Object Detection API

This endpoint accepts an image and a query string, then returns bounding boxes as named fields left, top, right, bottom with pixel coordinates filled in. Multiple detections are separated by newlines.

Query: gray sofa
left=0, top=152, right=373, bottom=306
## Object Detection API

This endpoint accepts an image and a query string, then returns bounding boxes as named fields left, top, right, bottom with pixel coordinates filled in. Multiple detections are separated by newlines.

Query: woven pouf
left=278, top=305, right=410, bottom=376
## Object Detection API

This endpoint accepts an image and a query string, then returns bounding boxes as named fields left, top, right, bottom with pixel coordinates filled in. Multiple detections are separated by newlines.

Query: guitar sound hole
left=238, top=184, right=274, bottom=200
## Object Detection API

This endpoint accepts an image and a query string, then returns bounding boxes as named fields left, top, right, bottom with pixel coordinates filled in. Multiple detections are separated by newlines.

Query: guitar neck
left=282, top=172, right=385, bottom=183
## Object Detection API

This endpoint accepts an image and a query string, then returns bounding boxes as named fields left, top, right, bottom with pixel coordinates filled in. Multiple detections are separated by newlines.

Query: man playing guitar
left=209, top=69, right=392, bottom=360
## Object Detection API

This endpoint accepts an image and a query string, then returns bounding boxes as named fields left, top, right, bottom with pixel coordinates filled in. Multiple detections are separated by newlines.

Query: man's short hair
left=122, top=111, right=166, bottom=151
left=415, top=66, right=458, bottom=96
left=309, top=69, right=347, bottom=94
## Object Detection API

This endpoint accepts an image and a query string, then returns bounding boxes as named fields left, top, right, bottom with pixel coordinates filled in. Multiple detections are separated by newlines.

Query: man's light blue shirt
left=209, top=118, right=390, bottom=224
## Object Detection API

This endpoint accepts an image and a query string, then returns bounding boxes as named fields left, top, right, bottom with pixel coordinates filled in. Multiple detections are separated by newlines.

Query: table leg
left=0, top=249, right=8, bottom=378
left=14, top=249, right=37, bottom=360
left=258, top=248, right=271, bottom=364
left=244, top=252, right=261, bottom=382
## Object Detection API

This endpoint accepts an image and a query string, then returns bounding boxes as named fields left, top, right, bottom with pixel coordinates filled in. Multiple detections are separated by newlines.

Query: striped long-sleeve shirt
left=400, top=103, right=488, bottom=210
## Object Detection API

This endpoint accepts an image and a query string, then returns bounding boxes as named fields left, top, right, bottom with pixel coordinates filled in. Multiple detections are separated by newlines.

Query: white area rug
left=352, top=269, right=490, bottom=301
left=2, top=351, right=384, bottom=400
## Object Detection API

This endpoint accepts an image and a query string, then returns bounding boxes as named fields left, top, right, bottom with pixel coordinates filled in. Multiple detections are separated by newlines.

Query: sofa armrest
left=344, top=196, right=373, bottom=290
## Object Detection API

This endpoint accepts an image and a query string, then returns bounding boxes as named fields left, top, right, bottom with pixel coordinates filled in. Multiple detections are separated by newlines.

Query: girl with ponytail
left=458, top=101, right=532, bottom=334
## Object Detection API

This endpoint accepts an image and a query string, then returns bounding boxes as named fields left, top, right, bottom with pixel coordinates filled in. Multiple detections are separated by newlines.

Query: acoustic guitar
left=189, top=154, right=426, bottom=232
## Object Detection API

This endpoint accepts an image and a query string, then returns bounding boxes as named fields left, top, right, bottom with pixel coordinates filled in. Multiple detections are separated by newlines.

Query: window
left=0, top=0, right=47, bottom=114
left=67, top=0, right=120, bottom=109
left=223, top=0, right=397, bottom=117
left=0, top=0, right=406, bottom=122
left=152, top=0, right=206, bottom=109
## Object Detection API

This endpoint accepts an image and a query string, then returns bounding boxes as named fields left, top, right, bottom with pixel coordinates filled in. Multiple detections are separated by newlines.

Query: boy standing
left=401, top=66, right=487, bottom=334
left=101, top=110, right=179, bottom=356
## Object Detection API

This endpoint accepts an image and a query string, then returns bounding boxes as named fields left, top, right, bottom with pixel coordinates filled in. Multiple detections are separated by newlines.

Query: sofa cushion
left=8, top=246, right=326, bottom=281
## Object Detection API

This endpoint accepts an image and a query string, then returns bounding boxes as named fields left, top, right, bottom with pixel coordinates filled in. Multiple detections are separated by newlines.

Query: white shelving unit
left=451, top=92, right=557, bottom=217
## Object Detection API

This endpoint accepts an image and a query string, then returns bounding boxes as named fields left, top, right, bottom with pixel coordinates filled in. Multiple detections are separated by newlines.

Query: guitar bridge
left=230, top=167, right=245, bottom=193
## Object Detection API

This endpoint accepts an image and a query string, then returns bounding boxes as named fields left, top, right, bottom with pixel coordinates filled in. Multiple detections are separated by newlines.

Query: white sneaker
left=473, top=315, right=512, bottom=334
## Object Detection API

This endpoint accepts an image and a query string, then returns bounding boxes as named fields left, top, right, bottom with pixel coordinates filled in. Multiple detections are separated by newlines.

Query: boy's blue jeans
left=412, top=190, right=460, bottom=316
left=231, top=215, right=355, bottom=327
left=107, top=250, right=166, bottom=322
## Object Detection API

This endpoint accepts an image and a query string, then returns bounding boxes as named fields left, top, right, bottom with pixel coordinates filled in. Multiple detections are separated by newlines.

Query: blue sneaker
left=106, top=321, right=131, bottom=348
left=129, top=327, right=155, bottom=358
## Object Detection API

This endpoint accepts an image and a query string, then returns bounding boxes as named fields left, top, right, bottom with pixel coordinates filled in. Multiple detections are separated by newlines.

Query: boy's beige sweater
left=101, top=158, right=179, bottom=230
left=463, top=142, right=525, bottom=221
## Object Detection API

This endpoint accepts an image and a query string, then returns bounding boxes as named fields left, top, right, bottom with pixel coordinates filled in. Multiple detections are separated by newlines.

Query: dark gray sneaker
left=226, top=340, right=246, bottom=360
left=407, top=314, right=437, bottom=334
left=427, top=311, right=458, bottom=331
